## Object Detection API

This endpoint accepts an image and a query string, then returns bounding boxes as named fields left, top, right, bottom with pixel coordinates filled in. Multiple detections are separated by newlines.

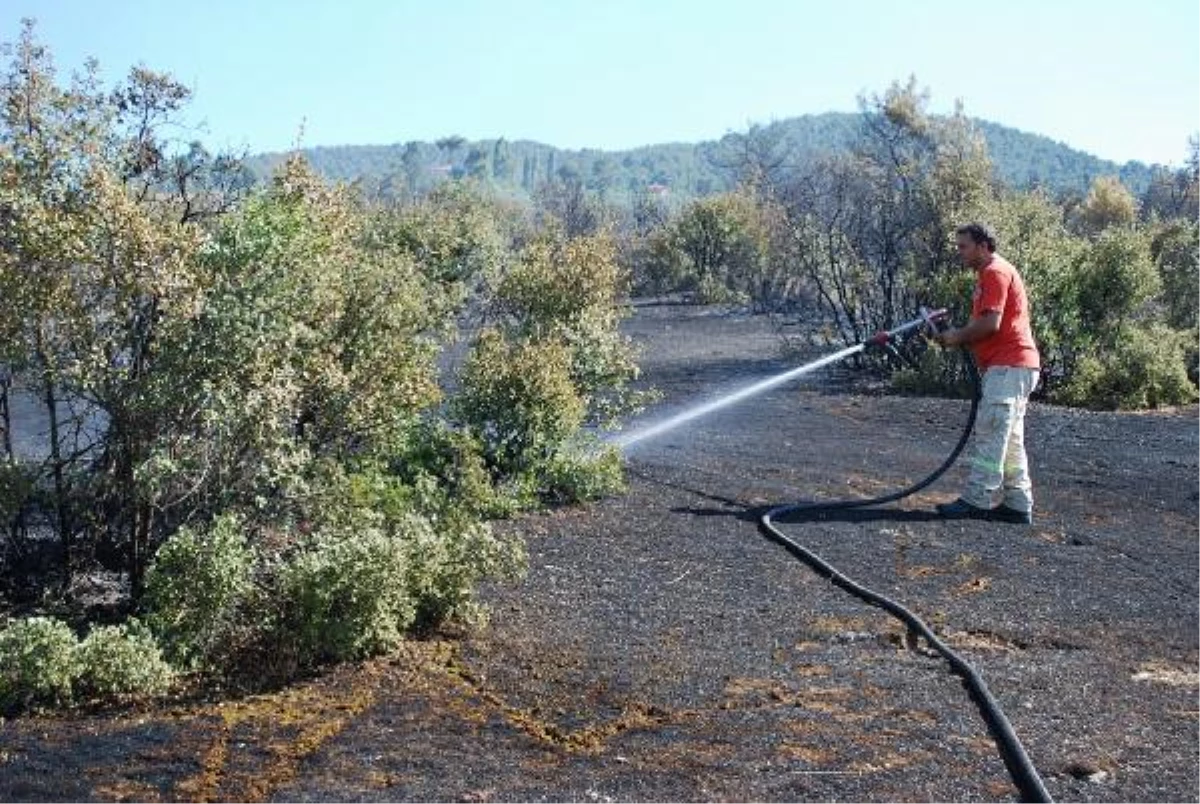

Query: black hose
left=758, top=350, right=1054, bottom=803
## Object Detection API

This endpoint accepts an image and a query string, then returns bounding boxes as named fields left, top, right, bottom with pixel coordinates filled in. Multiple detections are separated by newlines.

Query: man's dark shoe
left=935, top=498, right=993, bottom=520
left=990, top=504, right=1033, bottom=525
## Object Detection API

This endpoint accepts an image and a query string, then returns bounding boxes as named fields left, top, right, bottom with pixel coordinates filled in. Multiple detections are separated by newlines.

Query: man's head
left=955, top=223, right=997, bottom=269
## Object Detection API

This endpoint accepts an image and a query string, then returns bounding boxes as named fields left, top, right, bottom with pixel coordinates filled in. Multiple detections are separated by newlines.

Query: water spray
left=613, top=307, right=947, bottom=449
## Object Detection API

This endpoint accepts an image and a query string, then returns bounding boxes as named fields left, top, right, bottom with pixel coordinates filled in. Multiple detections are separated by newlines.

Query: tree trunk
left=42, top=371, right=70, bottom=578
left=0, top=370, right=12, bottom=460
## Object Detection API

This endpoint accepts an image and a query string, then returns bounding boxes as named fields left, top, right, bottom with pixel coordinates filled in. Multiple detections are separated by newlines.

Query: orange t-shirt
left=970, top=255, right=1040, bottom=370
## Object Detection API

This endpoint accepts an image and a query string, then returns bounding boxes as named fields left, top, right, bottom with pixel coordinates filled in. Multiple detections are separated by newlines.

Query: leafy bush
left=143, top=513, right=256, bottom=670
left=655, top=192, right=770, bottom=303
left=0, top=617, right=79, bottom=711
left=0, top=458, right=34, bottom=515
left=312, top=461, right=527, bottom=630
left=455, top=329, right=586, bottom=475
left=379, top=420, right=512, bottom=520
left=75, top=622, right=173, bottom=698
left=537, top=442, right=626, bottom=505
left=1073, top=228, right=1161, bottom=337
left=377, top=180, right=510, bottom=287
left=1151, top=221, right=1199, bottom=331
left=496, top=232, right=626, bottom=331
left=401, top=515, right=526, bottom=629
left=276, top=527, right=416, bottom=665
left=454, top=229, right=645, bottom=507
left=1184, top=330, right=1199, bottom=386
left=695, top=274, right=750, bottom=306
left=493, top=232, right=650, bottom=427
left=1058, top=325, right=1198, bottom=410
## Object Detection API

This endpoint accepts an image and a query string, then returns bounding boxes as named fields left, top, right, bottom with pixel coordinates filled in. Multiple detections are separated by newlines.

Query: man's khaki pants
left=961, top=366, right=1039, bottom=513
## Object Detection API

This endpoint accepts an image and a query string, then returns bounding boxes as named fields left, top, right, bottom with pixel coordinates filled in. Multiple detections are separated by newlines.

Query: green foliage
left=1185, top=338, right=1199, bottom=387
left=0, top=24, right=592, bottom=703
left=312, top=456, right=527, bottom=629
left=456, top=329, right=586, bottom=475
left=536, top=442, right=626, bottom=505
left=652, top=192, right=767, bottom=304
left=1058, top=325, right=1198, bottom=410
left=372, top=420, right=514, bottom=520
left=131, top=157, right=455, bottom=559
left=497, top=232, right=626, bottom=331
left=1074, top=176, right=1138, bottom=236
left=981, top=190, right=1087, bottom=393
left=0, top=458, right=36, bottom=532
left=143, top=514, right=256, bottom=670
left=400, top=514, right=525, bottom=628
left=892, top=347, right=977, bottom=399
left=454, top=228, right=644, bottom=505
left=499, top=232, right=649, bottom=425
left=0, top=617, right=79, bottom=711
left=1151, top=221, right=1199, bottom=331
left=1073, top=227, right=1161, bottom=337
left=276, top=527, right=417, bottom=664
left=372, top=179, right=511, bottom=290
left=74, top=622, right=174, bottom=699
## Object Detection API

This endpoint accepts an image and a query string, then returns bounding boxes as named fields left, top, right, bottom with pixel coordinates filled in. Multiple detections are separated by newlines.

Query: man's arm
left=935, top=310, right=1001, bottom=347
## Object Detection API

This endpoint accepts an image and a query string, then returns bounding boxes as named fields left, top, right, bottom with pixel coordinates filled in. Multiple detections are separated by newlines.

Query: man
left=933, top=223, right=1040, bottom=525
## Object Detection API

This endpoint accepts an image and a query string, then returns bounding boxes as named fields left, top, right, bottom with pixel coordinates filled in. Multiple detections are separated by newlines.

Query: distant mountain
left=244, top=112, right=1160, bottom=205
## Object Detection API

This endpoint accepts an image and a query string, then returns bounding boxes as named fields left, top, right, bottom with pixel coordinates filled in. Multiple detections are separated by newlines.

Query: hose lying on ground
left=758, top=345, right=1053, bottom=804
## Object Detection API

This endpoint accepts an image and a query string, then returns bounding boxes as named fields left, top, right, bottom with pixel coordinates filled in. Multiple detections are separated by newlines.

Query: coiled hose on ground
left=758, top=343, right=1053, bottom=803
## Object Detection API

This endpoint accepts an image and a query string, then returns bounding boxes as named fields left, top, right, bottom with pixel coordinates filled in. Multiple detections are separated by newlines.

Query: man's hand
left=933, top=311, right=1000, bottom=348
left=933, top=328, right=962, bottom=347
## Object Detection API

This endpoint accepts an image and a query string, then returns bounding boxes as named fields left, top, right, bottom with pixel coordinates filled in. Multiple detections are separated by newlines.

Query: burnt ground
left=1, top=303, right=1197, bottom=803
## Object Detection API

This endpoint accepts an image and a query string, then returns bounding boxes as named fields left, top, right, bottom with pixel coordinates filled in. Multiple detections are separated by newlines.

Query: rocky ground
left=1, top=303, right=1196, bottom=803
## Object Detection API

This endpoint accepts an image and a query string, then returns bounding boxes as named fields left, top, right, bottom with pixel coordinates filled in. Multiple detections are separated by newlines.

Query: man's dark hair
left=956, top=222, right=997, bottom=252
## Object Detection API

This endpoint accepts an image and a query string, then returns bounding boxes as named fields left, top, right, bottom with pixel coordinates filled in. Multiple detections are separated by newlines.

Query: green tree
left=455, top=229, right=643, bottom=501
left=0, top=22, right=226, bottom=583
left=1073, top=227, right=1161, bottom=338
left=1151, top=221, right=1200, bottom=331
left=1075, top=175, right=1138, bottom=236
left=652, top=191, right=769, bottom=304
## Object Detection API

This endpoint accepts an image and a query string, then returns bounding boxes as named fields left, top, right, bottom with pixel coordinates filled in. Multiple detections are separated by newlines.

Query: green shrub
left=276, top=527, right=416, bottom=664
left=401, top=515, right=525, bottom=629
left=455, top=329, right=586, bottom=475
left=1073, top=228, right=1161, bottom=336
left=493, top=232, right=648, bottom=423
left=143, top=513, right=256, bottom=670
left=381, top=420, right=510, bottom=520
left=1151, top=220, right=1199, bottom=331
left=537, top=442, right=626, bottom=505
left=75, top=622, right=173, bottom=699
left=1057, top=324, right=1198, bottom=409
left=0, top=616, right=79, bottom=711
left=664, top=192, right=770, bottom=303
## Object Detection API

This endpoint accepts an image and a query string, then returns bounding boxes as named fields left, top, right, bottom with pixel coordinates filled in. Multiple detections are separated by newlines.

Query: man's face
left=956, top=235, right=988, bottom=269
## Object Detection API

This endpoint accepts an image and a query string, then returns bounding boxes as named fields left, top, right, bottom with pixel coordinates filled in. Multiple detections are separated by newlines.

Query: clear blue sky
left=6, top=0, right=1198, bottom=166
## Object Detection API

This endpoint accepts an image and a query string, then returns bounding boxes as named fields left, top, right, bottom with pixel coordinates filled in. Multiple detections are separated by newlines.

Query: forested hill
left=244, top=112, right=1161, bottom=204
